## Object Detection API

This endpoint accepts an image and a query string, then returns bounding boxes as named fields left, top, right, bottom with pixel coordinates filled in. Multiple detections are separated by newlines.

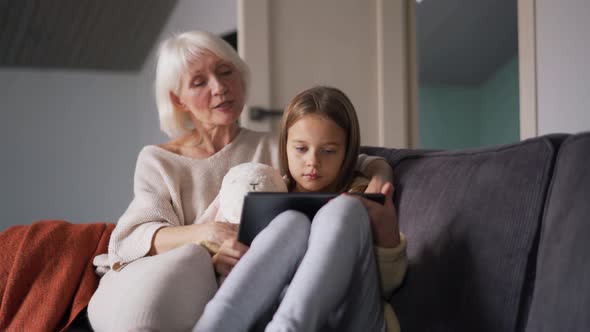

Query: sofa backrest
left=362, top=135, right=562, bottom=332
left=525, top=132, right=590, bottom=332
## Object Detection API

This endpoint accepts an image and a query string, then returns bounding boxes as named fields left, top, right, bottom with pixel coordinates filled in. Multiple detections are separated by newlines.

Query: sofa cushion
left=525, top=132, right=590, bottom=332
left=362, top=136, right=558, bottom=332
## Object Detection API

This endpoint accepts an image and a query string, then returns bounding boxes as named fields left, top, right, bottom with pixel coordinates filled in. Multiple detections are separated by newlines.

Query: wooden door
left=237, top=0, right=417, bottom=148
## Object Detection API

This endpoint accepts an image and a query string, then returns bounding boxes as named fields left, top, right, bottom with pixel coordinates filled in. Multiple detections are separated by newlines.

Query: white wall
left=536, top=0, right=590, bottom=135
left=0, top=0, right=236, bottom=231
left=0, top=71, right=143, bottom=228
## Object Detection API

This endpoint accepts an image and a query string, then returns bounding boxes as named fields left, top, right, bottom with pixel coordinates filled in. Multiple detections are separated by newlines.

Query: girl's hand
left=355, top=182, right=401, bottom=248
left=212, top=239, right=249, bottom=277
left=363, top=159, right=394, bottom=194
left=365, top=175, right=389, bottom=194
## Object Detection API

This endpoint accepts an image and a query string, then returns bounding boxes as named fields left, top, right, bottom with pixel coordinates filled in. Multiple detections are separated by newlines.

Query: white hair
left=154, top=31, right=250, bottom=138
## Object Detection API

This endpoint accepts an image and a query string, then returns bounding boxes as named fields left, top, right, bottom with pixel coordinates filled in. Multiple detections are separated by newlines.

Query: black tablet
left=237, top=192, right=385, bottom=246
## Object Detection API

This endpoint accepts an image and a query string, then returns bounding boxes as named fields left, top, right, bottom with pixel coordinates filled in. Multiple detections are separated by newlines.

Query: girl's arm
left=358, top=182, right=400, bottom=247
left=357, top=155, right=394, bottom=193
left=352, top=182, right=406, bottom=297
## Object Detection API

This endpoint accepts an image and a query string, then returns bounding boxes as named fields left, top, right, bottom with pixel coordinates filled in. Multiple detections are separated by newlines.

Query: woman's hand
left=149, top=221, right=239, bottom=256
left=363, top=159, right=394, bottom=194
left=212, top=239, right=249, bottom=277
left=355, top=182, right=401, bottom=248
left=197, top=221, right=239, bottom=246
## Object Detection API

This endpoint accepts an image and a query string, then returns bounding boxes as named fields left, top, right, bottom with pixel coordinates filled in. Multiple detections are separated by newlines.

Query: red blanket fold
left=0, top=220, right=115, bottom=332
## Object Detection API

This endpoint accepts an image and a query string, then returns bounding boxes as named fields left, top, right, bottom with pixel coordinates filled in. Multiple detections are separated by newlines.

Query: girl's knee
left=252, top=210, right=311, bottom=257
left=314, top=195, right=370, bottom=232
left=330, top=194, right=365, bottom=210
left=269, top=210, right=311, bottom=241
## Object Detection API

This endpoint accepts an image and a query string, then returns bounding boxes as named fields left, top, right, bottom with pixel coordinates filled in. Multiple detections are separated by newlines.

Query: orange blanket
left=0, top=220, right=115, bottom=331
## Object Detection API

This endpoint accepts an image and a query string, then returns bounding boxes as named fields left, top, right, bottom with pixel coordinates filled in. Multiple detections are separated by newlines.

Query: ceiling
left=0, top=0, right=517, bottom=83
left=0, top=0, right=177, bottom=71
left=417, top=0, right=518, bottom=86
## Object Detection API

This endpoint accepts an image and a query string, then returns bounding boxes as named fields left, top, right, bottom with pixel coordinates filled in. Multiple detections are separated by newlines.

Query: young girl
left=194, top=86, right=407, bottom=332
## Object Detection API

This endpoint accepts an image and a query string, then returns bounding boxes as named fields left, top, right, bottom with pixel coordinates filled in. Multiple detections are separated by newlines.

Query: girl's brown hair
left=279, top=86, right=361, bottom=193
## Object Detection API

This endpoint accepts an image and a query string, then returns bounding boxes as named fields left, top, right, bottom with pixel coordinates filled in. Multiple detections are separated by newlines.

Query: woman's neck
left=190, top=123, right=240, bottom=154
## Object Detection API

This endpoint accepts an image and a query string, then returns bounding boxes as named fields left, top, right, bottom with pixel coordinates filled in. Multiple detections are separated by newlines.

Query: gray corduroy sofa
left=71, top=132, right=589, bottom=331
left=362, top=131, right=590, bottom=332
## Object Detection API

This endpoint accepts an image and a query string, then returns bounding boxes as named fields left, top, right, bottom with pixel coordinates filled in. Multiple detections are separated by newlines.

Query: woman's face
left=175, top=51, right=245, bottom=128
left=286, top=114, right=347, bottom=193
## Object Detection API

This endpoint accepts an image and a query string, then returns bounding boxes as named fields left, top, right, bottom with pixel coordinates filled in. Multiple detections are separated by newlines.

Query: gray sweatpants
left=194, top=195, right=387, bottom=332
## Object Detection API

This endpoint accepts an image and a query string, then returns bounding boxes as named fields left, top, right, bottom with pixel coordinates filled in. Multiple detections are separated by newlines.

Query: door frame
left=237, top=0, right=273, bottom=133
left=377, top=0, right=418, bottom=148
left=518, top=0, right=538, bottom=139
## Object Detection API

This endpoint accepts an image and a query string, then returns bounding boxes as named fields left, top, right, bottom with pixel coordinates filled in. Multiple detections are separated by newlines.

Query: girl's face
left=287, top=114, right=347, bottom=192
left=174, top=51, right=245, bottom=129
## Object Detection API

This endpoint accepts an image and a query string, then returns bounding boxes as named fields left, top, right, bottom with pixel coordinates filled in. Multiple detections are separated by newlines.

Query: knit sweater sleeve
left=375, top=233, right=407, bottom=298
left=356, top=153, right=385, bottom=174
left=107, top=147, right=183, bottom=270
left=376, top=233, right=407, bottom=332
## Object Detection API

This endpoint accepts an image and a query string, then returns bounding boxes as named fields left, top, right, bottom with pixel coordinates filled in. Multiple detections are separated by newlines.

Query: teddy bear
left=197, top=162, right=288, bottom=254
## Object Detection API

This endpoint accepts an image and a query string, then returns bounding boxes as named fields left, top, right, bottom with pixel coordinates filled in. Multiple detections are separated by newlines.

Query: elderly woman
left=87, top=31, right=394, bottom=331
